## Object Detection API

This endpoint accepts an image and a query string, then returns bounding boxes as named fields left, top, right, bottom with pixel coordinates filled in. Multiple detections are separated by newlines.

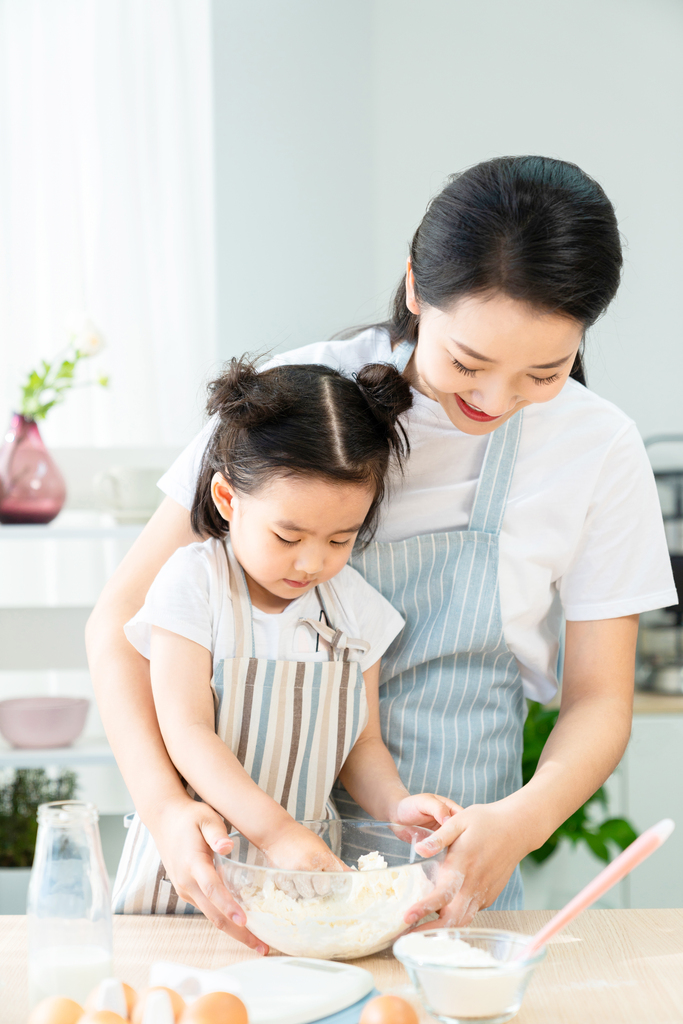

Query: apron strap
left=221, top=538, right=255, bottom=658
left=391, top=340, right=416, bottom=373
left=299, top=616, right=371, bottom=662
left=468, top=410, right=524, bottom=535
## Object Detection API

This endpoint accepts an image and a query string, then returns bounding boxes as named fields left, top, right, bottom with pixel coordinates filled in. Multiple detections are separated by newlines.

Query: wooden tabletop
left=3, top=909, right=683, bottom=1023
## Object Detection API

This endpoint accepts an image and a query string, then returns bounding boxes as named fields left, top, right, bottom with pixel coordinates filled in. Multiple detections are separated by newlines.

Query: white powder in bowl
left=239, top=851, right=433, bottom=960
left=395, top=933, right=532, bottom=1019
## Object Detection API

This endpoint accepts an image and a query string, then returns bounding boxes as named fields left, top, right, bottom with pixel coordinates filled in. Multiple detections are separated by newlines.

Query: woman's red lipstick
left=455, top=394, right=501, bottom=423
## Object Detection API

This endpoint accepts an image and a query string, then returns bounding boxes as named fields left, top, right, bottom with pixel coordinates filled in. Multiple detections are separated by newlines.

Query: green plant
left=19, top=316, right=109, bottom=422
left=523, top=700, right=638, bottom=864
left=0, top=768, right=77, bottom=867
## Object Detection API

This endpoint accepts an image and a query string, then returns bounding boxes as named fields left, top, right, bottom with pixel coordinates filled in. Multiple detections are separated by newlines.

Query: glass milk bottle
left=27, top=801, right=113, bottom=1006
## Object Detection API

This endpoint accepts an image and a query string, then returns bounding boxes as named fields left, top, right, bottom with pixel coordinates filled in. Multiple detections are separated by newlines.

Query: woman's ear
left=405, top=257, right=421, bottom=316
left=211, top=472, right=237, bottom=523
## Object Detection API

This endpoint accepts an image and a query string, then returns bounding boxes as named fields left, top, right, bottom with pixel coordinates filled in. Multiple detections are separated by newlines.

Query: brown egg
left=28, top=997, right=84, bottom=1024
left=179, top=992, right=249, bottom=1024
left=359, top=994, right=419, bottom=1024
left=132, top=989, right=186, bottom=1024
left=85, top=980, right=138, bottom=1018
left=79, top=1013, right=128, bottom=1024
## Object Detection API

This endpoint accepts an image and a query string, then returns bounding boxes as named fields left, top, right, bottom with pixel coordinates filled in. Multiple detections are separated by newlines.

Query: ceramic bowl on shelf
left=0, top=696, right=90, bottom=749
left=215, top=819, right=447, bottom=960
left=393, top=928, right=547, bottom=1024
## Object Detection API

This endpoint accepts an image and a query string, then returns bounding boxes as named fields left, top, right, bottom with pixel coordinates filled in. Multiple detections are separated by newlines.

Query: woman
left=87, top=155, right=675, bottom=949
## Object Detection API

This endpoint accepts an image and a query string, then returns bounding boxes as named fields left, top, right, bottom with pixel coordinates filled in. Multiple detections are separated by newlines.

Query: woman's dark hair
left=381, top=156, right=623, bottom=386
left=192, top=358, right=412, bottom=542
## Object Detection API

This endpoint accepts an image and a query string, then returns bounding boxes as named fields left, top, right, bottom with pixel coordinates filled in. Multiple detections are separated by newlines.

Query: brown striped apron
left=112, top=539, right=370, bottom=915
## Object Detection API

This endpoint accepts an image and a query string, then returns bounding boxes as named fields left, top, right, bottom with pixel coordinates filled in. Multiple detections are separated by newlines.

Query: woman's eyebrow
left=452, top=340, right=574, bottom=370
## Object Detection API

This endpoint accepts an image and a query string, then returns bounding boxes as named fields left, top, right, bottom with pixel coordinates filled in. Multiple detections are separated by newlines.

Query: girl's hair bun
left=354, top=362, right=413, bottom=420
left=206, top=356, right=290, bottom=428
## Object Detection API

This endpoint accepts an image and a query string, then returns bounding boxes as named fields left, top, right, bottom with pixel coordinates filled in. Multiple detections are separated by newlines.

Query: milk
left=28, top=945, right=113, bottom=1006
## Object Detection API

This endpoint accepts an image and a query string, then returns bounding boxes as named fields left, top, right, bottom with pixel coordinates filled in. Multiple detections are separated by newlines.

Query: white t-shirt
left=158, top=329, right=677, bottom=703
left=125, top=536, right=405, bottom=674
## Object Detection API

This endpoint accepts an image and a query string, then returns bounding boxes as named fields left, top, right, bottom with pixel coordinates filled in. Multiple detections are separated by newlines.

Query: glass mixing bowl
left=215, top=819, right=447, bottom=960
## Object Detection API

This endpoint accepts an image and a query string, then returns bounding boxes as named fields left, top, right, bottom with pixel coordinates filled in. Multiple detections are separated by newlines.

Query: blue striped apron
left=335, top=341, right=526, bottom=910
left=112, top=540, right=369, bottom=915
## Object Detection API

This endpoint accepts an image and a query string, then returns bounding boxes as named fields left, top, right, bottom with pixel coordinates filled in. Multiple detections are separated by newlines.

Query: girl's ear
left=405, top=257, right=421, bottom=316
left=211, top=472, right=237, bottom=523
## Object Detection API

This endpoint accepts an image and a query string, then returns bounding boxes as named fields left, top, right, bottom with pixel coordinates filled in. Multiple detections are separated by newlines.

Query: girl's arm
left=339, top=660, right=459, bottom=827
left=85, top=497, right=265, bottom=947
left=150, top=626, right=343, bottom=872
left=407, top=614, right=638, bottom=926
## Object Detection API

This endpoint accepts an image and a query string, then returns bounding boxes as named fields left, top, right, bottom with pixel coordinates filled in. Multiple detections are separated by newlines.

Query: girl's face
left=406, top=269, right=584, bottom=436
left=212, top=473, right=374, bottom=613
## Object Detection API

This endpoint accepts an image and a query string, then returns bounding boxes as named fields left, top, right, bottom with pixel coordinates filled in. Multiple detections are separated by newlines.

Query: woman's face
left=406, top=273, right=584, bottom=436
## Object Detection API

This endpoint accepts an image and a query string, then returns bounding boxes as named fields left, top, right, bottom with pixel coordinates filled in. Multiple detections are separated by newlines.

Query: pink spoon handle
left=520, top=818, right=675, bottom=959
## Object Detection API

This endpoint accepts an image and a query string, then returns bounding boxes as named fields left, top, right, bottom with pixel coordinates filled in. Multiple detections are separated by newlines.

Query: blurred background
left=0, top=0, right=682, bottom=911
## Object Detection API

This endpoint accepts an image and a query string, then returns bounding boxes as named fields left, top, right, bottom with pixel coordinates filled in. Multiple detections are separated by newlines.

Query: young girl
left=112, top=358, right=458, bottom=916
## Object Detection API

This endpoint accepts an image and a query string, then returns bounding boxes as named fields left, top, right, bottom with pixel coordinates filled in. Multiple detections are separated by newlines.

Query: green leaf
left=598, top=818, right=638, bottom=850
left=584, top=831, right=611, bottom=862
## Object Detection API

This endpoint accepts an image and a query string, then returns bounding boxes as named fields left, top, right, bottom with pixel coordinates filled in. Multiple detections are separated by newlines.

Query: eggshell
left=79, top=1013, right=128, bottom=1024
left=132, top=988, right=186, bottom=1024
left=28, top=996, right=84, bottom=1024
left=85, top=980, right=137, bottom=1018
left=359, top=994, right=419, bottom=1024
left=179, top=992, right=248, bottom=1024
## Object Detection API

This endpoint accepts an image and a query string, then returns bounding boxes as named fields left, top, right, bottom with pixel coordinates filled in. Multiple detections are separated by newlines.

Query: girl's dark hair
left=192, top=358, right=412, bottom=543
left=381, top=156, right=623, bottom=386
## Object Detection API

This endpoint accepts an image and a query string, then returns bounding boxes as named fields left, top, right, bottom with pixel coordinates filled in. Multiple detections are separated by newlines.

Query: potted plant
left=0, top=768, right=76, bottom=913
left=0, top=316, right=109, bottom=524
left=521, top=700, right=638, bottom=908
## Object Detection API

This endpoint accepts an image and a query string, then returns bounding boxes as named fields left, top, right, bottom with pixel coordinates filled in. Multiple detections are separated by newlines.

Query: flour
left=394, top=932, right=533, bottom=1019
left=239, top=851, right=434, bottom=960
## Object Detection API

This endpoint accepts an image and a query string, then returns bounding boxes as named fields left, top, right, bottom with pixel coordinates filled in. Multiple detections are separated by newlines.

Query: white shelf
left=0, top=510, right=144, bottom=541
left=0, top=736, right=116, bottom=768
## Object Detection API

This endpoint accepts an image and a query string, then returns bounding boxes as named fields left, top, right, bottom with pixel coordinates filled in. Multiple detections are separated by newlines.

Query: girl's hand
left=264, top=822, right=348, bottom=897
left=393, top=793, right=462, bottom=832
left=153, top=796, right=269, bottom=954
left=405, top=800, right=529, bottom=926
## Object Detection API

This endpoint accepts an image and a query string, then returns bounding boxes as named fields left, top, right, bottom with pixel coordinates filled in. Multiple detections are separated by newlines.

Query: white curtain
left=0, top=0, right=215, bottom=448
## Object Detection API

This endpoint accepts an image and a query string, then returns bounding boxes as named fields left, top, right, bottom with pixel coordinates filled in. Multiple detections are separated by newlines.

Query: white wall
left=211, top=0, right=381, bottom=362
left=370, top=0, right=683, bottom=440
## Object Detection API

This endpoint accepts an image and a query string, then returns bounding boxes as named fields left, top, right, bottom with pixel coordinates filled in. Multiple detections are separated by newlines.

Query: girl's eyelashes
left=530, top=373, right=560, bottom=386
left=275, top=534, right=299, bottom=545
left=330, top=538, right=352, bottom=547
left=451, top=357, right=477, bottom=377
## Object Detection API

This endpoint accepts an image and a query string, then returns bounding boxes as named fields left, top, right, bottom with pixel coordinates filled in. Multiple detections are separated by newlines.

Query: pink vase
left=0, top=414, right=66, bottom=524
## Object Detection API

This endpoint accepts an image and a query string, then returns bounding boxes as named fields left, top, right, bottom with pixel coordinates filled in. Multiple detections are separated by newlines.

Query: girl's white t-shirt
left=125, top=536, right=405, bottom=673
left=158, top=329, right=677, bottom=703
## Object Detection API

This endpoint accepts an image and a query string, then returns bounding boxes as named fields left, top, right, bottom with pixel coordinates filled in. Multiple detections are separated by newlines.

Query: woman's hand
left=406, top=800, right=528, bottom=926
left=153, top=797, right=269, bottom=954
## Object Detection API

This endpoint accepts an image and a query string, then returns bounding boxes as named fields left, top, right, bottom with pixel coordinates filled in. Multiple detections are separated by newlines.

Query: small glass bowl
left=215, top=819, right=445, bottom=960
left=393, top=928, right=546, bottom=1024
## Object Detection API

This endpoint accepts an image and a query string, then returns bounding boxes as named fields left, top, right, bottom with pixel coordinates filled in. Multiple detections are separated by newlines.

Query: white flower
left=68, top=313, right=106, bottom=357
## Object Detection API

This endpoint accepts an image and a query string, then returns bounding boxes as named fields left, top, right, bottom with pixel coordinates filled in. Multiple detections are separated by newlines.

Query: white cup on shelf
left=94, top=467, right=164, bottom=524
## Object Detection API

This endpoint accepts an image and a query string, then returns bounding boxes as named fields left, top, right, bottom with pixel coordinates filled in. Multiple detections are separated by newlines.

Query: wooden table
left=3, top=910, right=683, bottom=1023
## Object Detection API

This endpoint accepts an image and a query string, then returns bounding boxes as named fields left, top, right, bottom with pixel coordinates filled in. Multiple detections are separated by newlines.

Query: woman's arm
left=150, top=626, right=344, bottom=872
left=85, top=497, right=265, bottom=949
left=339, top=661, right=459, bottom=827
left=407, top=614, right=638, bottom=926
